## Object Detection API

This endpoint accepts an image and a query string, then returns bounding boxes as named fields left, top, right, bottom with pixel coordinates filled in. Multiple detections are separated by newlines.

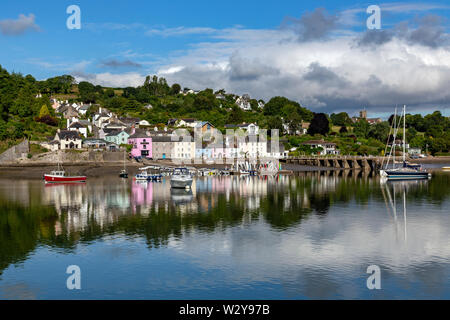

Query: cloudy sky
left=1, top=0, right=450, bottom=117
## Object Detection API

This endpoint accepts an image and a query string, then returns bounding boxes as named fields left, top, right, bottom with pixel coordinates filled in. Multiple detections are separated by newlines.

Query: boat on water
left=380, top=105, right=431, bottom=180
left=134, top=167, right=162, bottom=181
left=44, top=164, right=86, bottom=183
left=119, top=151, right=128, bottom=178
left=170, top=168, right=193, bottom=189
left=442, top=166, right=450, bottom=171
left=119, top=169, right=128, bottom=178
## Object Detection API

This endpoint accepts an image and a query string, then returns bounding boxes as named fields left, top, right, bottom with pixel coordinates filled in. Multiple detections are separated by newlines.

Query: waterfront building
left=152, top=136, right=175, bottom=160
left=104, top=129, right=131, bottom=145
left=128, top=129, right=152, bottom=158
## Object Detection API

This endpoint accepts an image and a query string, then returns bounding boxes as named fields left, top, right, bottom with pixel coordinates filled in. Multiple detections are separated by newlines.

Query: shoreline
left=1, top=157, right=449, bottom=180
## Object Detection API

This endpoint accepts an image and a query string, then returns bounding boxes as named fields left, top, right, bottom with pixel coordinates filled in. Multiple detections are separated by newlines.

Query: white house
left=302, top=140, right=340, bottom=155
left=138, top=120, right=151, bottom=127
left=172, top=135, right=196, bottom=160
left=224, top=123, right=259, bottom=135
left=236, top=94, right=252, bottom=111
left=67, top=117, right=92, bottom=138
left=93, top=108, right=114, bottom=128
left=237, top=135, right=267, bottom=159
left=54, top=130, right=83, bottom=150
left=178, top=118, right=198, bottom=128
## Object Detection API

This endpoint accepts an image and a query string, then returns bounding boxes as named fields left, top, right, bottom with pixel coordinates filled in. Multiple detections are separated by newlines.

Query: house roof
left=152, top=136, right=174, bottom=143
left=224, top=123, right=254, bottom=128
left=128, top=128, right=149, bottom=139
left=68, top=122, right=85, bottom=129
left=195, top=121, right=214, bottom=128
left=181, top=118, right=197, bottom=123
left=57, top=130, right=81, bottom=140
left=83, top=138, right=107, bottom=145
left=78, top=120, right=91, bottom=126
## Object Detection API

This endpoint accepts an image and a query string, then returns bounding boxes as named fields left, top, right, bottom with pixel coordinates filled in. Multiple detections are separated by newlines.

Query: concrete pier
left=282, top=156, right=384, bottom=173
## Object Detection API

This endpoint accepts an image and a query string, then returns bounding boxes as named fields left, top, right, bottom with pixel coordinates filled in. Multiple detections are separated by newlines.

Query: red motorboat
left=44, top=169, right=86, bottom=183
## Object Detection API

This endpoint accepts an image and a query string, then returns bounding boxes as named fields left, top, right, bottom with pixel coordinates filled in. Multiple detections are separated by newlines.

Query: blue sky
left=1, top=1, right=450, bottom=116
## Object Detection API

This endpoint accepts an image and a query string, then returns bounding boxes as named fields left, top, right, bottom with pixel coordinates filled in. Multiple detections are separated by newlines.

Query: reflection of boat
left=170, top=188, right=193, bottom=203
left=170, top=168, right=193, bottom=189
left=44, top=164, right=86, bottom=183
left=44, top=181, right=86, bottom=187
left=380, top=106, right=431, bottom=180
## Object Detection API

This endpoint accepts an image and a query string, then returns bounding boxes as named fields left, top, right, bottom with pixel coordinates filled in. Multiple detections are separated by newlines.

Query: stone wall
left=0, top=140, right=29, bottom=163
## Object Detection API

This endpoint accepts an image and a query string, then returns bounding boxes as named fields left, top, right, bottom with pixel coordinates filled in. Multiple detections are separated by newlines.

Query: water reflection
left=0, top=172, right=449, bottom=299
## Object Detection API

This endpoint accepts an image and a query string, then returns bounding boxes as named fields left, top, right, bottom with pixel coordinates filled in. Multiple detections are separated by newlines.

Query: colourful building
left=128, top=130, right=152, bottom=158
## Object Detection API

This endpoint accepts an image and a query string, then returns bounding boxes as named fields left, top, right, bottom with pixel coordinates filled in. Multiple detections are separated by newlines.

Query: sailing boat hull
left=383, top=171, right=430, bottom=180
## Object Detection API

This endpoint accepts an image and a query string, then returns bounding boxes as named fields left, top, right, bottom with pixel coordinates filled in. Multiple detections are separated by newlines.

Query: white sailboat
left=380, top=105, right=431, bottom=180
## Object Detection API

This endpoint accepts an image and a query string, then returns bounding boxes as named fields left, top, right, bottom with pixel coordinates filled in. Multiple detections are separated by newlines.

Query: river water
left=0, top=171, right=449, bottom=299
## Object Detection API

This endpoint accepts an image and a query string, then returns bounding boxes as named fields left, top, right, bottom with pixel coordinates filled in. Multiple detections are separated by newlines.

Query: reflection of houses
left=42, top=180, right=131, bottom=233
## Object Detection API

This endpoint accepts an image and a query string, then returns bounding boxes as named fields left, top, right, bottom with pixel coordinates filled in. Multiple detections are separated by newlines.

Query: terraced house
left=104, top=129, right=131, bottom=145
left=128, top=129, right=152, bottom=159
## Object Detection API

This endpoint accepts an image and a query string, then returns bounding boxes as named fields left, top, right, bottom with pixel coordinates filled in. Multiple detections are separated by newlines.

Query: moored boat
left=119, top=169, right=128, bottom=178
left=380, top=105, right=431, bottom=181
left=170, top=168, right=193, bottom=189
left=44, top=170, right=86, bottom=183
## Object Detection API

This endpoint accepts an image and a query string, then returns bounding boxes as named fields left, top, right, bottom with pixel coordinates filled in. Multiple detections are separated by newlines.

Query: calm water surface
left=0, top=171, right=449, bottom=299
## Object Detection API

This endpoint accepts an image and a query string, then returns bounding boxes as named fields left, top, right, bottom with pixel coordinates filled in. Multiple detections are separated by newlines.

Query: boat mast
left=403, top=105, right=406, bottom=165
left=392, top=107, right=398, bottom=168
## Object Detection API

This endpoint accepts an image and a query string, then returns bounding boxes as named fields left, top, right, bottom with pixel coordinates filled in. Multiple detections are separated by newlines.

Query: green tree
left=307, top=113, right=329, bottom=136
left=354, top=119, right=370, bottom=139
left=331, top=112, right=352, bottom=126
left=39, top=104, right=50, bottom=118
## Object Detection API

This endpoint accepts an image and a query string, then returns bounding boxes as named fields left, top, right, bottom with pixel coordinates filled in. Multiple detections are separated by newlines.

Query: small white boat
left=170, top=168, right=193, bottom=189
left=135, top=167, right=151, bottom=180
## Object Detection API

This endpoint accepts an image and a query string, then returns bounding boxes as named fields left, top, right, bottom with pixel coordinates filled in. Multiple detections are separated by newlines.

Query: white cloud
left=0, top=13, right=40, bottom=36
left=153, top=24, right=450, bottom=114
left=73, top=72, right=146, bottom=88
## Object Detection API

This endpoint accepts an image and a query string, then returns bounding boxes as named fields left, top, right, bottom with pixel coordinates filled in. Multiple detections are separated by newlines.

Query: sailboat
left=119, top=150, right=128, bottom=178
left=380, top=106, right=431, bottom=180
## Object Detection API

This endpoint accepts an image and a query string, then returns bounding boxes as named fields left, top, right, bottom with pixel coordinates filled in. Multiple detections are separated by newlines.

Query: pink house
left=128, top=129, right=152, bottom=158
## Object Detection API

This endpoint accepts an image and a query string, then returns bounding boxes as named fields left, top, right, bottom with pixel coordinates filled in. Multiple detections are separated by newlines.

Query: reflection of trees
left=0, top=203, right=58, bottom=275
left=1, top=173, right=449, bottom=275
